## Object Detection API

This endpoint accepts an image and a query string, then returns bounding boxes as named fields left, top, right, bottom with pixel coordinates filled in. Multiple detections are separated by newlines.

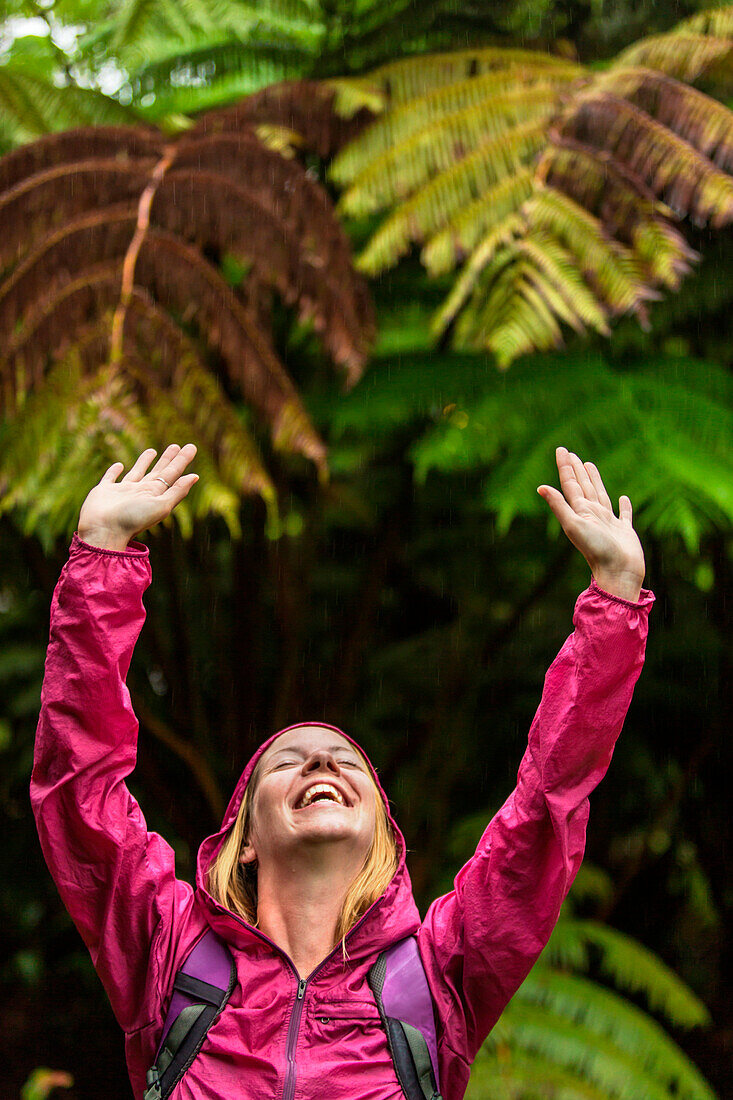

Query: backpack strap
left=368, top=936, right=443, bottom=1100
left=144, top=929, right=236, bottom=1100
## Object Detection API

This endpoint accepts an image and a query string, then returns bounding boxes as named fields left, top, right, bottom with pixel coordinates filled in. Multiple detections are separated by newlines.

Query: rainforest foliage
left=0, top=2, right=731, bottom=1098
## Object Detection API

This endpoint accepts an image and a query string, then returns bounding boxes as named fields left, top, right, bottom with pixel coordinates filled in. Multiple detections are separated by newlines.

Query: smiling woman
left=207, top=725, right=399, bottom=954
left=31, top=442, right=655, bottom=1100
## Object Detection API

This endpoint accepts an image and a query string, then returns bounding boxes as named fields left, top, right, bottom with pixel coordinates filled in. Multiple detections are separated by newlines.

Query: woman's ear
left=239, top=838, right=257, bottom=866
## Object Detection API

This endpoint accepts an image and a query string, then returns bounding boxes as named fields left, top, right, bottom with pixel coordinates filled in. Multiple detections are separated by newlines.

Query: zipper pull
left=297, top=978, right=307, bottom=1000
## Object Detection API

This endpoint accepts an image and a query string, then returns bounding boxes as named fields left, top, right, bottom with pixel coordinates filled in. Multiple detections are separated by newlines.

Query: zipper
left=281, top=977, right=308, bottom=1100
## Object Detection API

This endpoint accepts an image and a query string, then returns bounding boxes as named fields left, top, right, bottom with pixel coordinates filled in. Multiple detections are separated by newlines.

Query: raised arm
left=30, top=445, right=199, bottom=1033
left=417, top=448, right=654, bottom=1089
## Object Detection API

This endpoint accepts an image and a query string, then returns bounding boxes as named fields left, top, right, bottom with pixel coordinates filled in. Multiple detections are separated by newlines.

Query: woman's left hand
left=537, top=446, right=646, bottom=602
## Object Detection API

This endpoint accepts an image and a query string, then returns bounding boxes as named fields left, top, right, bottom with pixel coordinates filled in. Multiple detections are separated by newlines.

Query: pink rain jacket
left=32, top=533, right=654, bottom=1099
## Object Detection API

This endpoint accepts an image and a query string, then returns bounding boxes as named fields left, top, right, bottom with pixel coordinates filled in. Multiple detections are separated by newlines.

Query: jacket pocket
left=305, top=998, right=383, bottom=1038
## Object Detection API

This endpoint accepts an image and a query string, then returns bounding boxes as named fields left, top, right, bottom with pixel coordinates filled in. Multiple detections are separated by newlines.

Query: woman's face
left=239, top=727, right=377, bottom=870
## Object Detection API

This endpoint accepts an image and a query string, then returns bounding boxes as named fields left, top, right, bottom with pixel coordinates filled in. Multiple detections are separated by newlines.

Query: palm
left=537, top=447, right=645, bottom=594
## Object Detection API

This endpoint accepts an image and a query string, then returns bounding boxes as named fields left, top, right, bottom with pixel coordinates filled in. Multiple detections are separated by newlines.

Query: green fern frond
left=323, top=77, right=385, bottom=119
left=406, top=353, right=733, bottom=549
left=0, top=68, right=142, bottom=142
left=678, top=6, right=733, bottom=36
left=494, top=1001, right=682, bottom=1100
left=544, top=919, right=712, bottom=1029
left=352, top=122, right=543, bottom=273
left=468, top=1046, right=611, bottom=1100
left=516, top=969, right=715, bottom=1099
left=520, top=229, right=611, bottom=334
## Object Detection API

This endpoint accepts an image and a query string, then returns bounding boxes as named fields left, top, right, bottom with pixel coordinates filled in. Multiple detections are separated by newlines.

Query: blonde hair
left=207, top=744, right=399, bottom=957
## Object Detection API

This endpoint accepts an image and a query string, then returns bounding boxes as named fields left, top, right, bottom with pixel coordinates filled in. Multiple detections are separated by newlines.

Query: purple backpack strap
left=144, top=929, right=236, bottom=1100
left=369, top=936, right=443, bottom=1100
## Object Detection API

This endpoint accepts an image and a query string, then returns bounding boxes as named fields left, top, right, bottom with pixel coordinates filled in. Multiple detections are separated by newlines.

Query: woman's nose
left=302, top=750, right=340, bottom=775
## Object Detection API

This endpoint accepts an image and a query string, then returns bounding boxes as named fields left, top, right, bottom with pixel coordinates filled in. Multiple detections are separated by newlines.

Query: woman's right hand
left=78, top=444, right=199, bottom=550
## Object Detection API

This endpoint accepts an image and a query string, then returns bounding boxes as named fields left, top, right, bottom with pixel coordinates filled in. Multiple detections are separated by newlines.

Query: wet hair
left=206, top=742, right=399, bottom=958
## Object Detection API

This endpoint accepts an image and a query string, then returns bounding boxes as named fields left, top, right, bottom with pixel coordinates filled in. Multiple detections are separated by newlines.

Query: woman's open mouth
left=294, top=783, right=347, bottom=810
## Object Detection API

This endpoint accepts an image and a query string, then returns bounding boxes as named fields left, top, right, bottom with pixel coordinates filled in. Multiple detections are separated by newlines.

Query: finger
left=619, top=495, right=633, bottom=524
left=555, top=446, right=585, bottom=508
left=149, top=444, right=181, bottom=477
left=163, top=472, right=200, bottom=505
left=538, top=483, right=577, bottom=530
left=567, top=451, right=598, bottom=503
left=101, top=462, right=124, bottom=482
left=584, top=461, right=612, bottom=510
left=123, top=447, right=157, bottom=482
left=156, top=442, right=197, bottom=485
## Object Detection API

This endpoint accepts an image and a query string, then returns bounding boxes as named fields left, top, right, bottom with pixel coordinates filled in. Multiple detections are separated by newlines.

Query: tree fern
left=0, top=90, right=376, bottom=542
left=327, top=8, right=733, bottom=365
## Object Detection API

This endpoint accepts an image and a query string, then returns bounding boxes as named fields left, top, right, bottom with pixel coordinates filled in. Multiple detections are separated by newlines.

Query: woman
left=31, top=442, right=654, bottom=1100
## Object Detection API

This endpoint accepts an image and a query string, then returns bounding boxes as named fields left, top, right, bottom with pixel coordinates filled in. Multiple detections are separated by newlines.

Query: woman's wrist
left=591, top=568, right=644, bottom=603
left=77, top=527, right=132, bottom=553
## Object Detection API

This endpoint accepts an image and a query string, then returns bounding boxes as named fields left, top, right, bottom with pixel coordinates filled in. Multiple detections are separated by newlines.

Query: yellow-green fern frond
left=430, top=220, right=524, bottom=339
left=526, top=187, right=649, bottom=316
left=352, top=47, right=583, bottom=108
left=329, top=66, right=579, bottom=186
left=354, top=126, right=543, bottom=274
left=615, top=34, right=733, bottom=85
left=423, top=168, right=535, bottom=276
left=336, top=89, right=561, bottom=219
left=328, top=20, right=733, bottom=367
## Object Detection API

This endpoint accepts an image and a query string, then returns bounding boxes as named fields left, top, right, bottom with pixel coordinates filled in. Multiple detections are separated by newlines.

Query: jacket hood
left=196, top=722, right=420, bottom=961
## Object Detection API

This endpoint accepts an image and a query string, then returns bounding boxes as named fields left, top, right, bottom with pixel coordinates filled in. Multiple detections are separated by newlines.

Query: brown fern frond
left=174, top=133, right=375, bottom=351
left=538, top=141, right=697, bottom=286
left=0, top=89, right=383, bottom=535
left=0, top=206, right=138, bottom=339
left=597, top=67, right=733, bottom=172
left=185, top=80, right=370, bottom=158
left=153, top=168, right=372, bottom=381
left=558, top=91, right=733, bottom=226
left=0, top=159, right=158, bottom=269
left=0, top=126, right=163, bottom=195
left=3, top=241, right=326, bottom=469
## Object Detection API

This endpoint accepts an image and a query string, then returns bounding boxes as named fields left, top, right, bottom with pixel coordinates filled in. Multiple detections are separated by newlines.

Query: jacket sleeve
left=30, top=532, right=193, bottom=1034
left=417, top=578, right=655, bottom=1067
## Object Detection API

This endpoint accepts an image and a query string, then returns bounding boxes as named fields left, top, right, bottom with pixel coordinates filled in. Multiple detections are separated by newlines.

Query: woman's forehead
left=261, top=726, right=357, bottom=761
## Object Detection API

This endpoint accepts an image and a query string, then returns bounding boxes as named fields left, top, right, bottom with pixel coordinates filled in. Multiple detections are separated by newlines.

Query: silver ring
left=154, top=476, right=170, bottom=488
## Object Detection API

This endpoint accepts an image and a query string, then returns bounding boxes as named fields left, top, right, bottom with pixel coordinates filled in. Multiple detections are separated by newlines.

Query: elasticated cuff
left=71, top=531, right=150, bottom=558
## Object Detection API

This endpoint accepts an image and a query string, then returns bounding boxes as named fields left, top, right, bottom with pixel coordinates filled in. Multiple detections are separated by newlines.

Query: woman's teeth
left=295, top=783, right=344, bottom=809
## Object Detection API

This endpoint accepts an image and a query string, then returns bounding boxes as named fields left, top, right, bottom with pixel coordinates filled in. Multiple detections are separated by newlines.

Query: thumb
left=101, top=462, right=124, bottom=482
left=619, top=495, right=633, bottom=523
left=538, top=484, right=576, bottom=529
